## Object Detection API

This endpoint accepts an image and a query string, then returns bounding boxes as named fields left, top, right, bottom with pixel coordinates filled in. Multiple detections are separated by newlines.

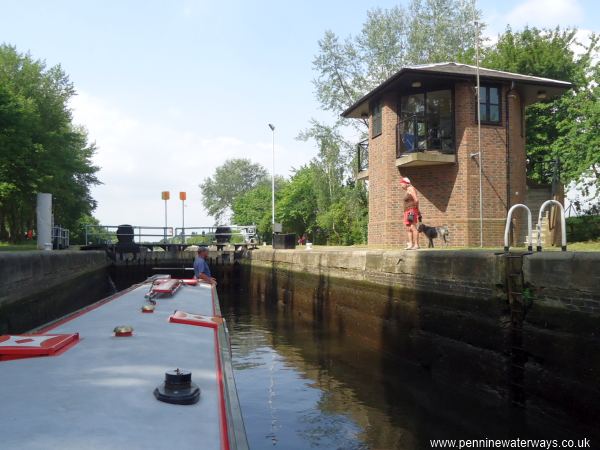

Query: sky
left=0, top=0, right=598, bottom=228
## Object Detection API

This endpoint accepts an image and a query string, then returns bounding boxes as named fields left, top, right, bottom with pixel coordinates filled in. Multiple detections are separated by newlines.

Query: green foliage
left=0, top=242, right=37, bottom=252
left=231, top=178, right=287, bottom=243
left=293, top=125, right=368, bottom=245
left=0, top=44, right=100, bottom=242
left=483, top=27, right=590, bottom=85
left=182, top=230, right=244, bottom=245
left=553, top=64, right=600, bottom=210
left=482, top=27, right=600, bottom=208
left=219, top=150, right=368, bottom=245
left=186, top=234, right=211, bottom=245
left=313, top=1, right=481, bottom=119
left=406, top=0, right=480, bottom=65
left=566, top=214, right=600, bottom=242
left=277, top=166, right=318, bottom=237
left=199, top=158, right=268, bottom=223
left=70, top=213, right=100, bottom=245
left=80, top=223, right=116, bottom=245
left=313, top=183, right=368, bottom=245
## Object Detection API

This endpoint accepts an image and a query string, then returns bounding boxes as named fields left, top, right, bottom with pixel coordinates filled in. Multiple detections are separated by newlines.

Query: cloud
left=504, top=0, right=583, bottom=29
left=484, top=0, right=586, bottom=39
left=482, top=0, right=599, bottom=61
left=572, top=29, right=598, bottom=59
left=70, top=91, right=290, bottom=229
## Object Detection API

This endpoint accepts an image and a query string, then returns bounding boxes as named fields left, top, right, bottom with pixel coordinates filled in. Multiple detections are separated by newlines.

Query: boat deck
left=0, top=278, right=246, bottom=450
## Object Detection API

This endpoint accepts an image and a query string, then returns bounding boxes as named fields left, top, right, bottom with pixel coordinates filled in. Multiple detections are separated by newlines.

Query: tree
left=278, top=166, right=319, bottom=238
left=553, top=64, right=600, bottom=213
left=70, top=213, right=100, bottom=245
left=484, top=27, right=588, bottom=82
left=199, top=158, right=268, bottom=223
left=482, top=27, right=599, bottom=208
left=231, top=177, right=287, bottom=242
left=316, top=185, right=368, bottom=245
left=296, top=124, right=368, bottom=245
left=312, top=1, right=481, bottom=124
left=0, top=44, right=100, bottom=242
left=406, top=0, right=479, bottom=65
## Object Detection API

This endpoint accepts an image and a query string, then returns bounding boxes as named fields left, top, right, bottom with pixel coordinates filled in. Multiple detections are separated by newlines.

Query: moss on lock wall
left=239, top=248, right=600, bottom=436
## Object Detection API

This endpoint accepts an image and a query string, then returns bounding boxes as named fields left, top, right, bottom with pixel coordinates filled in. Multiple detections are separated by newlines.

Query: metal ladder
left=535, top=200, right=567, bottom=252
left=499, top=200, right=567, bottom=407
left=504, top=204, right=533, bottom=253
left=505, top=253, right=531, bottom=407
left=501, top=204, right=534, bottom=406
left=503, top=201, right=567, bottom=253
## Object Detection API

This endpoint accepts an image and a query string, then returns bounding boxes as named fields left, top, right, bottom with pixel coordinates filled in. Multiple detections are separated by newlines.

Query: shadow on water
left=218, top=262, right=599, bottom=450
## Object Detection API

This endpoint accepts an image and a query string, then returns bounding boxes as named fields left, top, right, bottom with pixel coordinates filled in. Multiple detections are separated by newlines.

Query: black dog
left=418, top=224, right=449, bottom=248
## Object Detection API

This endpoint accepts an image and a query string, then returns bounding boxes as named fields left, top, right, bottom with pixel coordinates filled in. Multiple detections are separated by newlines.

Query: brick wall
left=367, top=95, right=405, bottom=245
left=366, top=81, right=527, bottom=247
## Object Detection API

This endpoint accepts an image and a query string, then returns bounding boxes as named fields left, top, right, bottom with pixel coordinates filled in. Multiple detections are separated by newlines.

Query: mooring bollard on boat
left=141, top=304, right=155, bottom=313
left=113, top=325, right=133, bottom=337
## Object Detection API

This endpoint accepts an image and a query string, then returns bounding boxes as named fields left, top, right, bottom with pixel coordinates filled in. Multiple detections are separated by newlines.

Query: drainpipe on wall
left=506, top=82, right=516, bottom=244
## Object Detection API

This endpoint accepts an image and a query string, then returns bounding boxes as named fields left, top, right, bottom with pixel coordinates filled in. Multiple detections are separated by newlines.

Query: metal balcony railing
left=357, top=139, right=369, bottom=172
left=526, top=157, right=560, bottom=186
left=396, top=116, right=455, bottom=159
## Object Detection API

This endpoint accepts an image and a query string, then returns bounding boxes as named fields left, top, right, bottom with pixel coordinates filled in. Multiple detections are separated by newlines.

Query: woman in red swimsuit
left=400, top=177, right=420, bottom=250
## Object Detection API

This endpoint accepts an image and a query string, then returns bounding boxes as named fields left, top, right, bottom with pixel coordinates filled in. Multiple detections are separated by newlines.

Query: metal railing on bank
left=84, top=224, right=258, bottom=247
left=174, top=225, right=258, bottom=246
left=52, top=225, right=70, bottom=249
left=84, top=225, right=173, bottom=245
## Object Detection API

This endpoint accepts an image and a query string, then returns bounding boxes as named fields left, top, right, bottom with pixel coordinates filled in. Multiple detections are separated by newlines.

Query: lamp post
left=268, top=123, right=275, bottom=227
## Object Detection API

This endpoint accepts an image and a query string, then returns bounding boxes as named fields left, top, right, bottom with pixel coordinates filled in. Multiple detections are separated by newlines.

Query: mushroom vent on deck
left=154, top=369, right=201, bottom=405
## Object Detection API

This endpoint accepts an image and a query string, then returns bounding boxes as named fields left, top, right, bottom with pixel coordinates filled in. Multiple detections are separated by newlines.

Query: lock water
left=219, top=288, right=565, bottom=449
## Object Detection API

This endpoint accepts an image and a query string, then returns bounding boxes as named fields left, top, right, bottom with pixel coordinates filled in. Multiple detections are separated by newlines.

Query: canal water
left=216, top=265, right=596, bottom=450
left=219, top=283, right=506, bottom=450
left=219, top=285, right=410, bottom=449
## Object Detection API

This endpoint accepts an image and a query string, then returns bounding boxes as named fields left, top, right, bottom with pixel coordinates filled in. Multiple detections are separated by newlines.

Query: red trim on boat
left=211, top=284, right=230, bottom=450
left=214, top=327, right=230, bottom=450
